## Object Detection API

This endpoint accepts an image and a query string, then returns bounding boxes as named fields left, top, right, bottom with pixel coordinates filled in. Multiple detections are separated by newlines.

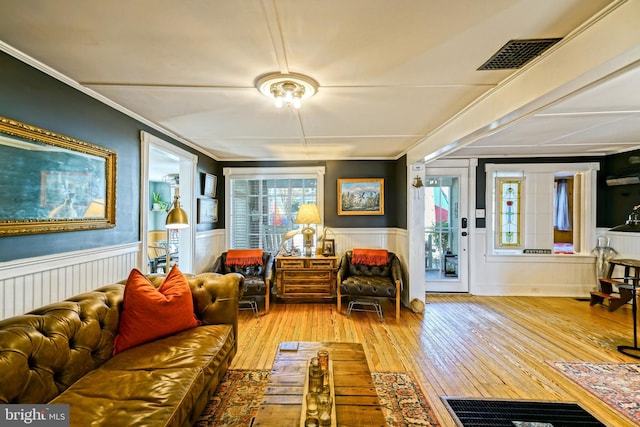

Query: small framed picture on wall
left=202, top=173, right=217, bottom=197
left=197, top=198, right=218, bottom=223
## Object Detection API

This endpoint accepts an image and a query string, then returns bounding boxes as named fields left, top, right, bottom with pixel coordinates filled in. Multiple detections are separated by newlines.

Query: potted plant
left=152, top=192, right=168, bottom=212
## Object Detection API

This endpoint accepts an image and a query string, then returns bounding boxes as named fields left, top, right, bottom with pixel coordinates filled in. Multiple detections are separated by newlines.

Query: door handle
left=461, top=231, right=468, bottom=236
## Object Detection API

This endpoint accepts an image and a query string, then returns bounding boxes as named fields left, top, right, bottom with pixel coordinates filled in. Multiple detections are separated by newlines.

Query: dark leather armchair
left=212, top=250, right=274, bottom=314
left=337, top=249, right=403, bottom=319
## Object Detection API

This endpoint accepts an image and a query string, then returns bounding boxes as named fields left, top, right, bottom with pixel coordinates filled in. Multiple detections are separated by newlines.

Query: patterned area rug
left=548, top=362, right=640, bottom=425
left=196, top=369, right=440, bottom=427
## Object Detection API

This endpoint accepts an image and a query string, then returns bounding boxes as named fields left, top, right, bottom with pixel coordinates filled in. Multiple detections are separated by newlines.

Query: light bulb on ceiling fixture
left=271, top=88, right=284, bottom=108
left=256, top=72, right=318, bottom=109
left=283, top=82, right=295, bottom=103
left=292, top=89, right=304, bottom=109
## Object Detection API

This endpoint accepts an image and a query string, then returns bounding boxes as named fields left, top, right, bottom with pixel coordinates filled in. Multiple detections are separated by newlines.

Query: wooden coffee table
left=253, top=341, right=385, bottom=426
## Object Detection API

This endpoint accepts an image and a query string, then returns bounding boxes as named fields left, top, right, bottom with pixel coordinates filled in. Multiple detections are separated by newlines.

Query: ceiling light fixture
left=255, top=72, right=318, bottom=109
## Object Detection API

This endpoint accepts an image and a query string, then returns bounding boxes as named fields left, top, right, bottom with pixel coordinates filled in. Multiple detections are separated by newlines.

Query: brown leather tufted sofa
left=337, top=250, right=403, bottom=319
left=0, top=271, right=244, bottom=427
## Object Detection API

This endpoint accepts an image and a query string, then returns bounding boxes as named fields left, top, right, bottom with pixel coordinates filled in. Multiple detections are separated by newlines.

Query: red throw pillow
left=113, top=265, right=200, bottom=354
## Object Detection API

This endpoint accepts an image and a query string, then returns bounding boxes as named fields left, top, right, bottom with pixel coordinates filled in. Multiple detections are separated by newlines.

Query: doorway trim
left=140, top=131, right=197, bottom=273
left=408, top=158, right=476, bottom=297
left=423, top=165, right=470, bottom=293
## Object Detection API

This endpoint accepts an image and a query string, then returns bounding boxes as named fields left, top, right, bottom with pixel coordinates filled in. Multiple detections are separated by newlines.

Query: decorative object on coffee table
left=253, top=342, right=385, bottom=426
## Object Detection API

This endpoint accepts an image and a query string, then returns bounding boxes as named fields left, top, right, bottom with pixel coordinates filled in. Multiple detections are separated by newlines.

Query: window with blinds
left=229, top=177, right=318, bottom=253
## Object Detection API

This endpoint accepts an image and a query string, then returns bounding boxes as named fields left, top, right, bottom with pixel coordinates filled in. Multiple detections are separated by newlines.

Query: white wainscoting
left=603, top=229, right=640, bottom=260
left=329, top=227, right=405, bottom=259
left=0, top=228, right=411, bottom=321
left=194, top=229, right=225, bottom=273
left=194, top=226, right=408, bottom=271
left=0, top=243, right=138, bottom=320
left=470, top=230, right=597, bottom=296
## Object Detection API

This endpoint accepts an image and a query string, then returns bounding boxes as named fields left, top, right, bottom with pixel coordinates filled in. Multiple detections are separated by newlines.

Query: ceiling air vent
left=478, top=38, right=562, bottom=70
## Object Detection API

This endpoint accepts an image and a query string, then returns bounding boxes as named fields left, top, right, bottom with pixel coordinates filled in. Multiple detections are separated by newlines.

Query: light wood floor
left=231, top=295, right=639, bottom=426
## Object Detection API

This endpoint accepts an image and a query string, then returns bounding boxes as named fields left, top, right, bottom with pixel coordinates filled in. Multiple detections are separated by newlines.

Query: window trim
left=223, top=166, right=326, bottom=249
left=485, top=162, right=599, bottom=256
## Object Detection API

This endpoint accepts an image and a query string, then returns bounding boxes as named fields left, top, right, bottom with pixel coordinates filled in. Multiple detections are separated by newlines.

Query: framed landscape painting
left=337, top=178, right=384, bottom=215
left=197, top=198, right=218, bottom=223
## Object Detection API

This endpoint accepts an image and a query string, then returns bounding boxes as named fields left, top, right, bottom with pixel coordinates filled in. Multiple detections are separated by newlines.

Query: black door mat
left=441, top=397, right=605, bottom=426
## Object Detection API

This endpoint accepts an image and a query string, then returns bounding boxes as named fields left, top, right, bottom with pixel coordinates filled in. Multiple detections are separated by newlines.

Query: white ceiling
left=0, top=0, right=639, bottom=163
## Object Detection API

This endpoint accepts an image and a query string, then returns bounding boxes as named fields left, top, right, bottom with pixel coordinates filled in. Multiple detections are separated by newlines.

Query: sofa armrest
left=188, top=273, right=243, bottom=351
left=189, top=273, right=243, bottom=323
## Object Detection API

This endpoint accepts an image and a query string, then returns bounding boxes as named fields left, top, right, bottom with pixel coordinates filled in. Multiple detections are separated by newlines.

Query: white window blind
left=225, top=167, right=325, bottom=253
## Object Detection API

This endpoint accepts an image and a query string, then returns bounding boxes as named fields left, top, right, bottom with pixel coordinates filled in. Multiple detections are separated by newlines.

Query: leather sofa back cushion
left=113, top=266, right=200, bottom=354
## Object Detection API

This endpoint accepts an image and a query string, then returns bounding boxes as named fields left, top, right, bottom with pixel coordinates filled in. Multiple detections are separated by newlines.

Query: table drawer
left=282, top=270, right=332, bottom=281
left=307, top=258, right=336, bottom=268
left=284, top=283, right=332, bottom=294
left=278, top=259, right=305, bottom=268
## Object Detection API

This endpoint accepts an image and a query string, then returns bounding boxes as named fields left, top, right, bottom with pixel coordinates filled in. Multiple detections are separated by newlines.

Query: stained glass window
left=497, top=179, right=522, bottom=248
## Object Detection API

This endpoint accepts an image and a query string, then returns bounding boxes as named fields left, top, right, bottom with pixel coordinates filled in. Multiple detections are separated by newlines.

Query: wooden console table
left=275, top=255, right=338, bottom=303
left=590, top=258, right=640, bottom=312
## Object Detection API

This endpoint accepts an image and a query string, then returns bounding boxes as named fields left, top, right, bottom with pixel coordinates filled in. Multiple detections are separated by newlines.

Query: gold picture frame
left=337, top=178, right=384, bottom=215
left=0, top=116, right=117, bottom=236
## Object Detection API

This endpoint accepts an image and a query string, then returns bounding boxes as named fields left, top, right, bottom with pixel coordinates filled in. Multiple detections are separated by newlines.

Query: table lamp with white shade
left=295, top=204, right=321, bottom=257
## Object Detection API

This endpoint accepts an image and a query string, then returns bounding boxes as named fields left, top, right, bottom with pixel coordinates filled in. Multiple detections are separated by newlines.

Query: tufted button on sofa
left=212, top=251, right=274, bottom=314
left=337, top=250, right=403, bottom=319
left=0, top=272, right=243, bottom=427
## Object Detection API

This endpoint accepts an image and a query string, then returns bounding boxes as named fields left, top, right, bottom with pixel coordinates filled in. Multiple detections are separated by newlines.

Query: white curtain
left=555, top=180, right=571, bottom=231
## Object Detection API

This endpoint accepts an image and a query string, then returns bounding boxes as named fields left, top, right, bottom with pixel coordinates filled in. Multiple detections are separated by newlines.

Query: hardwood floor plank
left=231, top=295, right=637, bottom=426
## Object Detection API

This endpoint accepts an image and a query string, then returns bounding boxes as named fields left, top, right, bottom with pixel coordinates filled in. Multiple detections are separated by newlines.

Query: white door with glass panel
left=424, top=167, right=469, bottom=293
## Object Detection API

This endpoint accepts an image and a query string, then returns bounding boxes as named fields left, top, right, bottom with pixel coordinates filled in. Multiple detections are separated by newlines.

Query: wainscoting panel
left=471, top=230, right=597, bottom=296
left=0, top=229, right=411, bottom=320
left=194, top=229, right=225, bottom=273
left=329, top=227, right=404, bottom=258
left=604, top=230, right=640, bottom=260
left=0, top=243, right=138, bottom=320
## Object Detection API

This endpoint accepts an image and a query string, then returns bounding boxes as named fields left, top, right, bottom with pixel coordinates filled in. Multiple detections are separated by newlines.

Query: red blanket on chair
left=226, top=249, right=264, bottom=267
left=352, top=248, right=388, bottom=266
